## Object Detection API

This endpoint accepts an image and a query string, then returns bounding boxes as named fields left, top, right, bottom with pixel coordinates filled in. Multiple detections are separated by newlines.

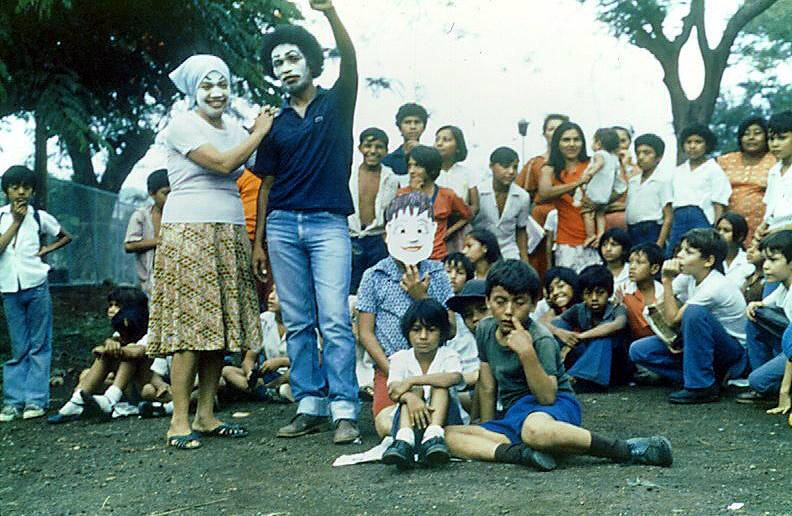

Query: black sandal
left=197, top=422, right=248, bottom=438
left=167, top=432, right=202, bottom=450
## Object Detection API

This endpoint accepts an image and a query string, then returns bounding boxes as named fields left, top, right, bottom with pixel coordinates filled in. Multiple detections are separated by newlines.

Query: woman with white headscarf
left=147, top=54, right=275, bottom=449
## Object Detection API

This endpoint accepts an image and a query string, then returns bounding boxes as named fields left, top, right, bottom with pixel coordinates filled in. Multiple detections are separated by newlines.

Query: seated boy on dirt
left=445, top=259, right=673, bottom=471
left=49, top=287, right=150, bottom=423
left=381, top=299, right=465, bottom=469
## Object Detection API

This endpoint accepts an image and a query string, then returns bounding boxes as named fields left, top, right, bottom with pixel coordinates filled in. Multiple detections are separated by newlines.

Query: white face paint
left=196, top=71, right=229, bottom=119
left=385, top=208, right=437, bottom=265
left=271, top=43, right=311, bottom=94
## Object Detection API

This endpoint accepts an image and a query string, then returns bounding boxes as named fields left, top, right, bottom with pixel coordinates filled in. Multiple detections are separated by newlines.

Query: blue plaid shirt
left=357, top=257, right=453, bottom=357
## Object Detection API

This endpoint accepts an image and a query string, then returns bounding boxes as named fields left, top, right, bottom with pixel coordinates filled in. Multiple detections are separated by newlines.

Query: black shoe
left=625, top=436, right=673, bottom=467
left=417, top=436, right=450, bottom=467
left=276, top=413, right=331, bottom=438
left=517, top=445, right=557, bottom=472
left=382, top=439, right=415, bottom=470
left=47, top=411, right=82, bottom=424
left=668, top=385, right=720, bottom=404
left=735, top=390, right=773, bottom=404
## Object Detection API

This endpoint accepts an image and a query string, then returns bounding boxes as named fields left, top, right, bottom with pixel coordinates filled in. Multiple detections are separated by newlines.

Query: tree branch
left=716, top=0, right=779, bottom=55
left=99, top=128, right=154, bottom=193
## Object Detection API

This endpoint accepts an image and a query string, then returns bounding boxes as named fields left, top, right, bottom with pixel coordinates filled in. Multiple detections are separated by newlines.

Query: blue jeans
left=266, top=210, right=358, bottom=421
left=2, top=281, right=53, bottom=408
left=627, top=221, right=661, bottom=247
left=554, top=320, right=632, bottom=387
left=666, top=206, right=709, bottom=258
left=746, top=319, right=786, bottom=394
left=629, top=305, right=747, bottom=389
left=349, top=234, right=387, bottom=295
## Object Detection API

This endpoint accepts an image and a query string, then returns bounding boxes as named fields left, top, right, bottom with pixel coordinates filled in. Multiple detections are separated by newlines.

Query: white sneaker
left=0, top=405, right=21, bottom=422
left=22, top=405, right=46, bottom=420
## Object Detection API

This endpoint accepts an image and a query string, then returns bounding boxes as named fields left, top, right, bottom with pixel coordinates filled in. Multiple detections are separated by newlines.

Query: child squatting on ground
left=0, top=165, right=72, bottom=422
left=381, top=299, right=466, bottom=469
left=444, top=259, right=672, bottom=471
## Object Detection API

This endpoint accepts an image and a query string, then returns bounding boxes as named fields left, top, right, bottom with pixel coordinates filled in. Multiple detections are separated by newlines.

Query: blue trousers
left=629, top=305, right=747, bottom=389
left=2, top=282, right=53, bottom=409
left=554, top=320, right=631, bottom=387
left=746, top=319, right=786, bottom=394
left=627, top=221, right=661, bottom=247
left=266, top=210, right=359, bottom=421
left=666, top=206, right=709, bottom=258
left=350, top=234, right=387, bottom=295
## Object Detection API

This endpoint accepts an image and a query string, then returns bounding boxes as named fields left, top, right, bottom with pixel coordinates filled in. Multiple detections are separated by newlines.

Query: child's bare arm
left=241, top=350, right=259, bottom=377
left=507, top=317, right=557, bottom=405
left=359, top=311, right=390, bottom=375
left=0, top=205, right=24, bottom=253
left=261, top=356, right=290, bottom=371
left=388, top=372, right=463, bottom=401
left=37, top=229, right=72, bottom=258
left=477, top=362, right=497, bottom=422
left=767, top=360, right=792, bottom=415
left=516, top=226, right=529, bottom=262
left=657, top=204, right=673, bottom=248
left=120, top=344, right=147, bottom=359
left=577, top=314, right=627, bottom=340
left=462, top=369, right=479, bottom=387
left=124, top=238, right=159, bottom=254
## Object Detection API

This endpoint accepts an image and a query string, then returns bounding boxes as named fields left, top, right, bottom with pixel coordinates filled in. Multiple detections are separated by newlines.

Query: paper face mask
left=385, top=207, right=437, bottom=265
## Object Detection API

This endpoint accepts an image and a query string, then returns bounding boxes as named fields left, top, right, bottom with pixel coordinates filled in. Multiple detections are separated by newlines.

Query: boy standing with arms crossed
left=0, top=166, right=72, bottom=421
left=445, top=260, right=672, bottom=470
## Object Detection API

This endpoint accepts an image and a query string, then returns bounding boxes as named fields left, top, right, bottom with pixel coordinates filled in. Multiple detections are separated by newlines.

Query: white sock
left=422, top=424, right=444, bottom=443
left=59, top=390, right=84, bottom=416
left=105, top=385, right=123, bottom=404
left=163, top=401, right=174, bottom=415
left=395, top=427, right=415, bottom=447
left=93, top=385, right=122, bottom=413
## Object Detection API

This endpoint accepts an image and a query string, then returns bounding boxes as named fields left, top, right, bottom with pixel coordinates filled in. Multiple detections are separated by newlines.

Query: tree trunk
left=33, top=111, right=48, bottom=210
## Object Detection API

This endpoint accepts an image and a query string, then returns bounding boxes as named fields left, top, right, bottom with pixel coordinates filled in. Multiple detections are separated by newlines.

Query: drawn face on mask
left=271, top=43, right=311, bottom=94
left=196, top=71, right=229, bottom=119
left=385, top=207, right=436, bottom=265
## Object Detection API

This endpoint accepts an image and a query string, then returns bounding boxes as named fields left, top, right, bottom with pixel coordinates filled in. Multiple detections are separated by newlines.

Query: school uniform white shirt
left=446, top=313, right=480, bottom=375
left=0, top=205, right=61, bottom=293
left=723, top=249, right=755, bottom=290
left=672, top=270, right=747, bottom=346
left=436, top=162, right=481, bottom=204
left=473, top=179, right=532, bottom=260
left=670, top=158, right=731, bottom=224
left=762, top=282, right=792, bottom=320
left=347, top=163, right=399, bottom=238
left=625, top=171, right=672, bottom=225
left=763, top=161, right=792, bottom=231
left=387, top=346, right=467, bottom=423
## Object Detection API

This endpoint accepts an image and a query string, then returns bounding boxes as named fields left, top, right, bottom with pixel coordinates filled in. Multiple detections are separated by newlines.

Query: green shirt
left=476, top=316, right=574, bottom=411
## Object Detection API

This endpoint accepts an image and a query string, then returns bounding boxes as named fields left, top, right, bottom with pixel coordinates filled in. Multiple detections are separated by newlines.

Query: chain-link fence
left=44, top=178, right=140, bottom=286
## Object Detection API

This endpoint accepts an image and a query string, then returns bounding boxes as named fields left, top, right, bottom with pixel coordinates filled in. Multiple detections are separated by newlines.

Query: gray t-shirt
left=476, top=316, right=574, bottom=411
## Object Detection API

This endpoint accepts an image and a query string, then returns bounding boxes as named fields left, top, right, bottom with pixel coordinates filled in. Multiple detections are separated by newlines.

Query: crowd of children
left=2, top=32, right=792, bottom=471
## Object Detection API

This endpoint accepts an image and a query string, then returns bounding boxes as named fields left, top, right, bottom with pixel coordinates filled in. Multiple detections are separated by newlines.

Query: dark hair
left=396, top=103, right=429, bottom=126
left=768, top=111, right=792, bottom=135
left=612, top=125, right=633, bottom=144
left=436, top=125, right=468, bottom=162
left=489, top=146, right=519, bottom=166
left=543, top=266, right=581, bottom=306
left=2, top=165, right=36, bottom=194
left=716, top=211, right=749, bottom=249
left=634, top=133, right=665, bottom=157
left=467, top=228, right=502, bottom=264
left=682, top=228, right=727, bottom=274
left=548, top=121, right=589, bottom=180
left=679, top=124, right=717, bottom=154
left=737, top=116, right=769, bottom=154
left=146, top=169, right=169, bottom=194
left=444, top=252, right=474, bottom=281
left=111, top=305, right=149, bottom=344
left=359, top=127, right=389, bottom=147
left=629, top=243, right=664, bottom=268
left=261, top=25, right=324, bottom=78
left=485, top=259, right=540, bottom=302
left=578, top=264, right=614, bottom=297
left=408, top=145, right=443, bottom=181
left=759, top=230, right=792, bottom=263
left=599, top=227, right=632, bottom=264
left=400, top=298, right=451, bottom=345
left=107, top=286, right=149, bottom=311
left=385, top=192, right=434, bottom=223
left=542, top=113, right=569, bottom=132
left=594, top=128, right=620, bottom=153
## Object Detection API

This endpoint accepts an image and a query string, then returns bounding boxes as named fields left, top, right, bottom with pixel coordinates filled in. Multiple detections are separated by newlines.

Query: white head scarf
left=169, top=54, right=231, bottom=107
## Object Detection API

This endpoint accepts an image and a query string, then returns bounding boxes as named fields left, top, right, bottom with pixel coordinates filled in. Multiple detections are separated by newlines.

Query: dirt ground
left=1, top=287, right=792, bottom=515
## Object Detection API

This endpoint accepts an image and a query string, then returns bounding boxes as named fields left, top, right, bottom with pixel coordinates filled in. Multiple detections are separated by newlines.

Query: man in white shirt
left=630, top=228, right=748, bottom=404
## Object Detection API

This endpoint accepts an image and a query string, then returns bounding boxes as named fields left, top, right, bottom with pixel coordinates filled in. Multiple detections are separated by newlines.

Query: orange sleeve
left=451, top=190, right=472, bottom=219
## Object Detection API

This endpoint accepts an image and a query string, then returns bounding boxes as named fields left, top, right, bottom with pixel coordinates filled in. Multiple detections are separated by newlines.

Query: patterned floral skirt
left=146, top=223, right=262, bottom=356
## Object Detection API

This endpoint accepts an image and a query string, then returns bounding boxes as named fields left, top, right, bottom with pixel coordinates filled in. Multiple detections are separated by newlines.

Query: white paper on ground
left=333, top=437, right=394, bottom=467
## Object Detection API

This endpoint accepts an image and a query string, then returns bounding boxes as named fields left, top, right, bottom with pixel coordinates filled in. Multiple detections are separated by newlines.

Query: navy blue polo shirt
left=254, top=81, right=355, bottom=215
left=382, top=145, right=408, bottom=176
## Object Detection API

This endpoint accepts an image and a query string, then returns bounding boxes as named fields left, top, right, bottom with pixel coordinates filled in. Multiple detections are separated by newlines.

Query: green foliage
left=586, top=0, right=670, bottom=43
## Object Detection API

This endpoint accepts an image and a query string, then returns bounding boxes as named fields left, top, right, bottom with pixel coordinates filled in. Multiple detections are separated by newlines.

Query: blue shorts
left=480, top=392, right=582, bottom=444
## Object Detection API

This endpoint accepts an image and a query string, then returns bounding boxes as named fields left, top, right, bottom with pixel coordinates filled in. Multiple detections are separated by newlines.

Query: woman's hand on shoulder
left=252, top=105, right=278, bottom=135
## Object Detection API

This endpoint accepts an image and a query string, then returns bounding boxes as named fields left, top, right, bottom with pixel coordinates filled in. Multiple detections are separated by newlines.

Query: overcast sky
left=0, top=0, right=763, bottom=195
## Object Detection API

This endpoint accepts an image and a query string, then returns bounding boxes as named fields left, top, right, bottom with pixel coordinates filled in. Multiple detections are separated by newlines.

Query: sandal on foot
left=167, top=432, right=202, bottom=450
left=196, top=422, right=248, bottom=438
